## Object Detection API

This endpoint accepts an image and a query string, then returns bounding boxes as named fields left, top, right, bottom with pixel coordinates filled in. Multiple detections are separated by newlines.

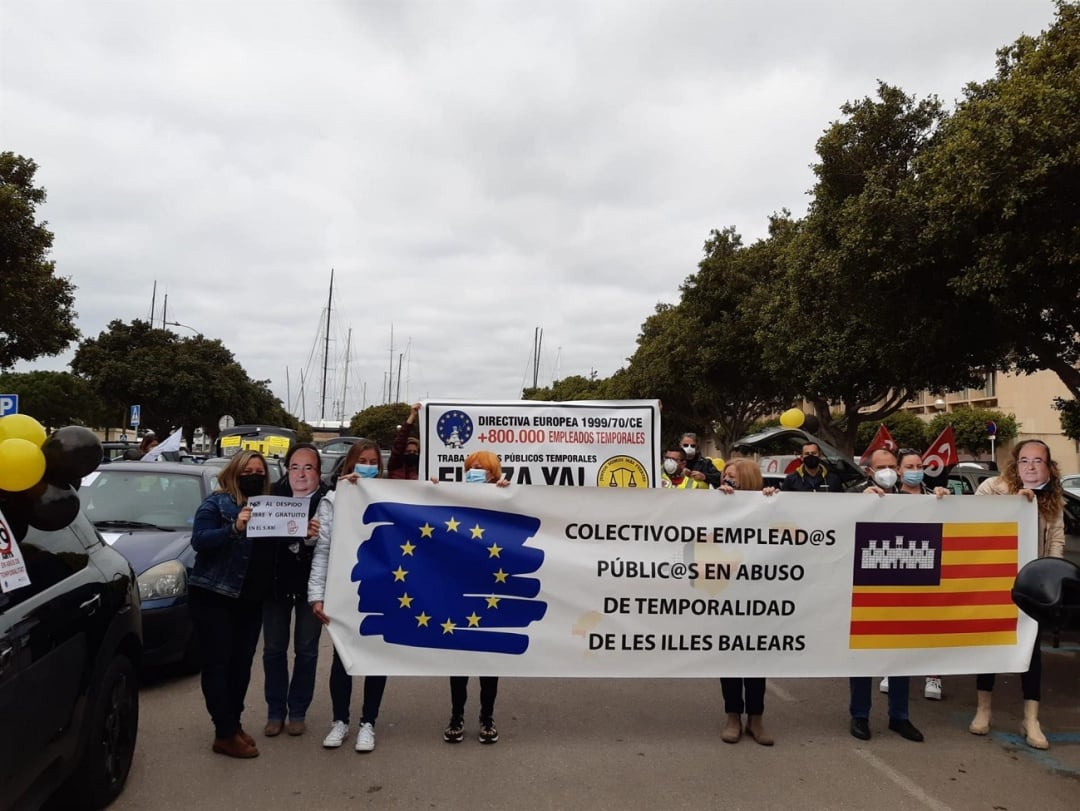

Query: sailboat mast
left=321, top=269, right=334, bottom=422
left=341, top=328, right=352, bottom=422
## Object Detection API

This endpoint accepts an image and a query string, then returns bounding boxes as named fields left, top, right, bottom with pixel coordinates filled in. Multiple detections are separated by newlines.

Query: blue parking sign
left=130, top=404, right=141, bottom=428
left=0, top=394, right=18, bottom=416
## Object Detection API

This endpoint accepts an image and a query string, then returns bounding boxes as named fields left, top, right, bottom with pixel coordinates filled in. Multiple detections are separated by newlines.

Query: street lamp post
left=165, top=320, right=202, bottom=336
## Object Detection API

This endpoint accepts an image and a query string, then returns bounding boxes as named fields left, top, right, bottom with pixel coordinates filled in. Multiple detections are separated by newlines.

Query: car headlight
left=138, top=560, right=187, bottom=601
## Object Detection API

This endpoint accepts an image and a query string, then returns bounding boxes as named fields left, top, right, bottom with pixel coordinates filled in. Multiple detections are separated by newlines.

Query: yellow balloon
left=0, top=413, right=48, bottom=447
left=0, top=438, right=47, bottom=491
left=779, top=408, right=806, bottom=429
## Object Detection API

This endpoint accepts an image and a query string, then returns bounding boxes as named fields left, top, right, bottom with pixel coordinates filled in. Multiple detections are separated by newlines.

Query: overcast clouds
left=0, top=0, right=1056, bottom=424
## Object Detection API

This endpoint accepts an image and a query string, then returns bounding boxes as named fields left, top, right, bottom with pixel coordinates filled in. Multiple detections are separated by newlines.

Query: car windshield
left=81, top=470, right=205, bottom=531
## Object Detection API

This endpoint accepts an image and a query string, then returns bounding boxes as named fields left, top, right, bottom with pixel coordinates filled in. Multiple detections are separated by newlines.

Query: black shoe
left=850, top=717, right=871, bottom=740
left=443, top=716, right=465, bottom=743
left=888, top=718, right=924, bottom=742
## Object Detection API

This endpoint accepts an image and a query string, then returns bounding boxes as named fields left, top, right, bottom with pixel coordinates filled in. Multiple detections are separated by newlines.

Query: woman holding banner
left=189, top=450, right=272, bottom=758
left=716, top=459, right=776, bottom=745
left=969, top=439, right=1065, bottom=750
left=309, top=440, right=390, bottom=752
left=443, top=450, right=509, bottom=745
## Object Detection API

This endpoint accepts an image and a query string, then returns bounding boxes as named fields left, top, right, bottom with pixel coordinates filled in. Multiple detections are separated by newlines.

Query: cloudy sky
left=1, top=0, right=1056, bottom=424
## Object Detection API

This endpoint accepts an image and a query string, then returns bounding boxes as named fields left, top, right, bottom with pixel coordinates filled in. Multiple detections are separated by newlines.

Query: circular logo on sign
left=436, top=410, right=473, bottom=448
left=597, top=455, right=650, bottom=488
left=287, top=519, right=299, bottom=535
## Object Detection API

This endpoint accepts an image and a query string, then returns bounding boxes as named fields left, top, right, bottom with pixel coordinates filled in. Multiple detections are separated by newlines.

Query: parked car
left=99, top=440, right=138, bottom=464
left=0, top=509, right=141, bottom=810
left=1061, top=473, right=1080, bottom=497
left=79, top=461, right=219, bottom=670
left=731, top=427, right=869, bottom=490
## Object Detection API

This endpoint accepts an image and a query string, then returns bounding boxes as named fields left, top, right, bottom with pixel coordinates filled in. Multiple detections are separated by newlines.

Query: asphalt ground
left=113, top=626, right=1080, bottom=811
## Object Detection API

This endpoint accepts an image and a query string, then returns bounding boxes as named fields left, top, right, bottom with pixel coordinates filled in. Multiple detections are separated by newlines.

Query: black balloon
left=0, top=493, right=31, bottom=541
left=42, top=426, right=103, bottom=487
left=27, top=483, right=81, bottom=532
left=801, top=414, right=820, bottom=435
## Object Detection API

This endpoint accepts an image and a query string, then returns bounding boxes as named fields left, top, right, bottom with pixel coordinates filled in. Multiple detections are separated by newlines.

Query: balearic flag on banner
left=850, top=521, right=1019, bottom=649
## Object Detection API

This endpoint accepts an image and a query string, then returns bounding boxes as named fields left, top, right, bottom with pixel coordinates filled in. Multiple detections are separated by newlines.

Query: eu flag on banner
left=353, top=501, right=546, bottom=654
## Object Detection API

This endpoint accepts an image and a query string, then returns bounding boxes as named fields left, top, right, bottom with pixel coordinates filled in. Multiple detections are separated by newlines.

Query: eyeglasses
left=1018, top=458, right=1047, bottom=467
left=288, top=464, right=317, bottom=472
left=682, top=444, right=697, bottom=449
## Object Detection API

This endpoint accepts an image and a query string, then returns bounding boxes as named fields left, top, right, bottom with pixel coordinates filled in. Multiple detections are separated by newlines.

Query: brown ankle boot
left=213, top=732, right=259, bottom=758
left=746, top=715, right=774, bottom=746
left=238, top=728, right=255, bottom=747
left=721, top=713, right=742, bottom=744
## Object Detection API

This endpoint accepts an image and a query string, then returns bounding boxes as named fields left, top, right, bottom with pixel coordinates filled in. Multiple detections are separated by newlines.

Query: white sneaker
left=355, top=722, right=376, bottom=752
left=879, top=677, right=889, bottom=694
left=322, top=720, right=349, bottom=748
left=924, top=677, right=943, bottom=700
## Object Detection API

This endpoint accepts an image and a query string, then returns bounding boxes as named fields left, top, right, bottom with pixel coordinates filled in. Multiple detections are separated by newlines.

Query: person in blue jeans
left=259, top=443, right=329, bottom=737
left=309, top=440, right=389, bottom=752
left=848, top=447, right=930, bottom=742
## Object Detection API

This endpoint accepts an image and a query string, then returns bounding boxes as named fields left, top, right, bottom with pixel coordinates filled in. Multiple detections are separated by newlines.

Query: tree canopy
left=71, top=319, right=294, bottom=443
left=0, top=370, right=107, bottom=429
left=0, top=152, right=79, bottom=368
left=349, top=402, right=413, bottom=447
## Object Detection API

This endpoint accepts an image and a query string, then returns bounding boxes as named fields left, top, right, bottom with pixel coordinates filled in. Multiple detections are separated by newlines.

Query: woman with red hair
left=443, top=450, right=508, bottom=745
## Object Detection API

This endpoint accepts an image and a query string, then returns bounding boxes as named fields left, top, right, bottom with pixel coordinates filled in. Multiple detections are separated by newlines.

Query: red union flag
left=849, top=521, right=1019, bottom=649
left=922, top=426, right=960, bottom=477
left=858, top=424, right=898, bottom=467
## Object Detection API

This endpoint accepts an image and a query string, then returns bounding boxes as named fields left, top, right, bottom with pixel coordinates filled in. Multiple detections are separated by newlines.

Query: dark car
left=730, top=427, right=869, bottom=490
left=0, top=510, right=141, bottom=810
left=79, top=461, right=220, bottom=670
left=946, top=465, right=1080, bottom=535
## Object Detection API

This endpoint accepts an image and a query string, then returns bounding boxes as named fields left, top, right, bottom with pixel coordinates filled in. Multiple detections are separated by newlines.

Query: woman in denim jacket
left=190, top=450, right=271, bottom=759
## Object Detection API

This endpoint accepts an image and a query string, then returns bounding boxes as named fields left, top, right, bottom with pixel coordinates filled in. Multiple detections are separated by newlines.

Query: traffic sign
left=986, top=420, right=997, bottom=436
left=218, top=414, right=235, bottom=431
left=0, top=394, right=17, bottom=416
left=130, top=404, right=141, bottom=428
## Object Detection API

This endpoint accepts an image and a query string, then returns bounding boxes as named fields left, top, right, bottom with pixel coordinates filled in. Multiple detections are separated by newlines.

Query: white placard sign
left=246, top=495, right=310, bottom=539
left=0, top=508, right=32, bottom=593
left=324, top=479, right=1038, bottom=678
left=420, top=399, right=661, bottom=488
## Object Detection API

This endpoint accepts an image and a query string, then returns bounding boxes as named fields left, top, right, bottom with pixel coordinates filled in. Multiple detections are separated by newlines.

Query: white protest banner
left=324, top=480, right=1038, bottom=678
left=246, top=495, right=310, bottom=539
left=141, top=427, right=183, bottom=461
left=0, top=508, right=32, bottom=593
left=420, top=399, right=660, bottom=488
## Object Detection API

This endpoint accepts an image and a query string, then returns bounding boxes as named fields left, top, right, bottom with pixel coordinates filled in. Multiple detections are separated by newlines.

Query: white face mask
left=872, top=468, right=898, bottom=489
left=681, top=445, right=697, bottom=458
left=663, top=458, right=680, bottom=475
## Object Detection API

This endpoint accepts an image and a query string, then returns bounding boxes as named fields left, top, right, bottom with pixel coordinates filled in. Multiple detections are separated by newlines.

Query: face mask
left=873, top=468, right=898, bottom=489
left=465, top=468, right=488, bottom=484
left=802, top=454, right=820, bottom=470
left=403, top=452, right=420, bottom=463
left=238, top=474, right=265, bottom=497
left=354, top=464, right=379, bottom=479
left=681, top=445, right=697, bottom=458
left=901, top=470, right=924, bottom=486
left=722, top=477, right=738, bottom=489
left=663, top=459, right=680, bottom=475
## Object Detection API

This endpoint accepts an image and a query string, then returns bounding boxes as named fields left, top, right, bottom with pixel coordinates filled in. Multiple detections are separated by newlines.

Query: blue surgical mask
left=465, top=468, right=488, bottom=484
left=354, top=464, right=379, bottom=479
left=902, top=470, right=924, bottom=486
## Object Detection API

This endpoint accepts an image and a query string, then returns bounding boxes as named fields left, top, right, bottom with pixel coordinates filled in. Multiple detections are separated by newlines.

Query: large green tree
left=920, top=1, right=1080, bottom=398
left=71, top=319, right=294, bottom=444
left=0, top=153, right=79, bottom=368
left=349, top=402, right=413, bottom=447
left=758, top=84, right=985, bottom=454
left=0, top=370, right=107, bottom=429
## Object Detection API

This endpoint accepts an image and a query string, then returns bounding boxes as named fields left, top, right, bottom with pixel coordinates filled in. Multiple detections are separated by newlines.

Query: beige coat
left=974, top=476, right=1065, bottom=559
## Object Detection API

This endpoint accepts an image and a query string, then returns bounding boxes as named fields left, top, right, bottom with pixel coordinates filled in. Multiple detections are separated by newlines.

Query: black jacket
left=264, top=479, right=330, bottom=600
left=782, top=463, right=843, bottom=493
